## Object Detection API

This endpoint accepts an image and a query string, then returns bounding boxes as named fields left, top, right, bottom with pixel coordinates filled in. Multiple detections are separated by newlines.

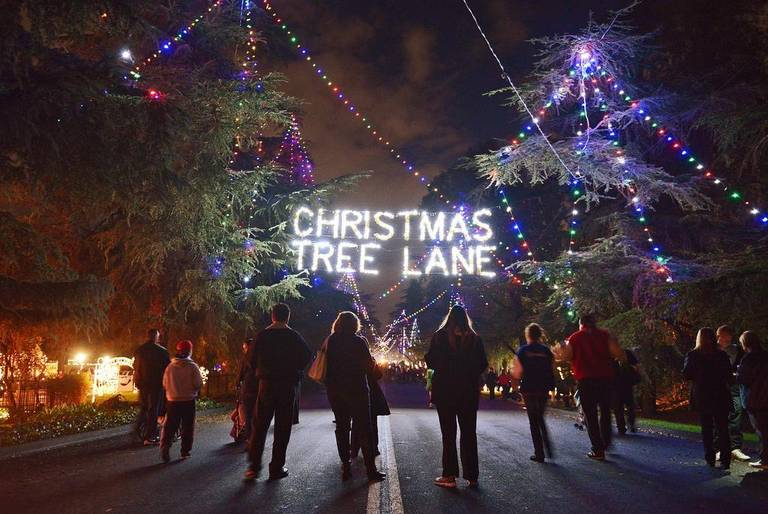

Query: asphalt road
left=1, top=383, right=766, bottom=514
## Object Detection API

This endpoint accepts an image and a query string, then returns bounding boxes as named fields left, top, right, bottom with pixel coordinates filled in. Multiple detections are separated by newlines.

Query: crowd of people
left=130, top=303, right=768, bottom=488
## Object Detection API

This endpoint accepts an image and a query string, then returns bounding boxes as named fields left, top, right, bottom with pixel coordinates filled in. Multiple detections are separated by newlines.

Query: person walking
left=497, top=369, right=512, bottom=400
left=324, top=311, right=386, bottom=482
left=683, top=327, right=732, bottom=470
left=612, top=347, right=641, bottom=434
left=160, top=340, right=204, bottom=462
left=351, top=361, right=390, bottom=459
left=425, top=305, right=488, bottom=489
left=485, top=368, right=498, bottom=401
left=736, top=331, right=768, bottom=469
left=512, top=323, right=555, bottom=462
left=133, top=328, right=170, bottom=445
left=235, top=338, right=258, bottom=442
left=561, top=314, right=625, bottom=461
left=714, top=325, right=750, bottom=462
left=245, top=304, right=312, bottom=481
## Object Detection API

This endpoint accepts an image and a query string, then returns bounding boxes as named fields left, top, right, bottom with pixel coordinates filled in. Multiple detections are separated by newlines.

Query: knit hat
left=176, top=340, right=193, bottom=356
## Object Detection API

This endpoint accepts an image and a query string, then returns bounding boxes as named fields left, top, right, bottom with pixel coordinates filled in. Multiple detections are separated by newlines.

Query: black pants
left=241, top=394, right=258, bottom=440
left=248, top=380, right=297, bottom=473
left=136, top=387, right=164, bottom=440
left=578, top=379, right=612, bottom=454
left=748, top=410, right=768, bottom=462
left=351, top=413, right=379, bottom=456
left=487, top=385, right=496, bottom=400
left=613, top=385, right=636, bottom=433
left=436, top=404, right=479, bottom=480
left=714, top=385, right=743, bottom=451
left=328, top=387, right=377, bottom=473
left=701, top=410, right=730, bottom=466
left=161, top=400, right=195, bottom=453
left=523, top=393, right=552, bottom=459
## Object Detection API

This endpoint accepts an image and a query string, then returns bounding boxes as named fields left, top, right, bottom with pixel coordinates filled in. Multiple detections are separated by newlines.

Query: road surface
left=1, top=383, right=766, bottom=513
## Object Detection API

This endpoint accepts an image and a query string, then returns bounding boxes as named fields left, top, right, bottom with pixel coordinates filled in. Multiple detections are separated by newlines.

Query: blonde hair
left=695, top=327, right=716, bottom=353
left=332, top=311, right=361, bottom=335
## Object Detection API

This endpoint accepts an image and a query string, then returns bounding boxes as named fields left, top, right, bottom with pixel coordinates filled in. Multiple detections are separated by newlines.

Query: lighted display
left=290, top=207, right=496, bottom=277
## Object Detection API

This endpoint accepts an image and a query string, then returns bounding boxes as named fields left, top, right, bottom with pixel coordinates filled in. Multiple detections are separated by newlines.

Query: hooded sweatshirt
left=163, top=356, right=204, bottom=401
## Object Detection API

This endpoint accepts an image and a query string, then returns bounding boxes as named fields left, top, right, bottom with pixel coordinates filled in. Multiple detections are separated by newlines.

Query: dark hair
left=695, top=327, right=717, bottom=353
left=148, top=328, right=160, bottom=339
left=716, top=325, right=734, bottom=337
left=579, top=314, right=597, bottom=328
left=271, top=303, right=290, bottom=323
left=740, top=331, right=763, bottom=352
left=525, top=323, right=544, bottom=342
left=332, top=311, right=361, bottom=335
left=439, top=304, right=474, bottom=334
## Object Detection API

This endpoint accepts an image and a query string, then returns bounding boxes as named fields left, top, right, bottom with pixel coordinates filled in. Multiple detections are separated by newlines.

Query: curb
left=0, top=406, right=229, bottom=462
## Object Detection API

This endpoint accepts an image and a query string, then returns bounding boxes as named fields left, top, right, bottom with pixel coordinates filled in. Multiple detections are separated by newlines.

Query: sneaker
left=732, top=449, right=751, bottom=462
left=268, top=467, right=289, bottom=481
left=367, top=470, right=386, bottom=482
left=587, top=451, right=606, bottom=461
left=144, top=437, right=160, bottom=446
left=749, top=460, right=768, bottom=469
left=434, top=476, right=457, bottom=488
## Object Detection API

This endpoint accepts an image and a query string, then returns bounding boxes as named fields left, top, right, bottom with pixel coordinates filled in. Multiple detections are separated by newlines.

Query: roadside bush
left=0, top=403, right=136, bottom=446
left=45, top=374, right=90, bottom=405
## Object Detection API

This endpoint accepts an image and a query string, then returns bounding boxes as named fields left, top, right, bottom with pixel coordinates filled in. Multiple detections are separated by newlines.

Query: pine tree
left=0, top=1, right=360, bottom=361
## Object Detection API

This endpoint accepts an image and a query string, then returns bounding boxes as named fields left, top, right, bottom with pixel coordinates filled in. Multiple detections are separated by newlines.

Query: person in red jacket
left=560, top=314, right=625, bottom=461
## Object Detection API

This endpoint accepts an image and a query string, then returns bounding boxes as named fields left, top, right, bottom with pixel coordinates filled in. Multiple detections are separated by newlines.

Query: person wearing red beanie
left=160, top=340, right=203, bottom=462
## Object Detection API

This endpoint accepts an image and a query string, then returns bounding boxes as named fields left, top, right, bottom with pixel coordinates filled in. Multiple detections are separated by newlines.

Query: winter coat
left=133, top=341, right=170, bottom=391
left=682, top=349, right=732, bottom=414
left=369, top=364, right=390, bottom=416
left=425, top=329, right=488, bottom=410
left=325, top=332, right=376, bottom=399
left=737, top=349, right=768, bottom=412
left=163, top=357, right=204, bottom=401
left=247, top=326, right=312, bottom=384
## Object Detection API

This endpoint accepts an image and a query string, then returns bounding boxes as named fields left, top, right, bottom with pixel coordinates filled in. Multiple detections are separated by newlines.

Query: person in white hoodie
left=160, top=340, right=204, bottom=462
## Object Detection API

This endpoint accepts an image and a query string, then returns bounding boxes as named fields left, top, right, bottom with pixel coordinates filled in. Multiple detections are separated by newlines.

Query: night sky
left=260, top=0, right=652, bottom=309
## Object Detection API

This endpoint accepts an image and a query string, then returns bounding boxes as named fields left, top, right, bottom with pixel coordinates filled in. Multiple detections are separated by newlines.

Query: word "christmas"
left=289, top=207, right=496, bottom=277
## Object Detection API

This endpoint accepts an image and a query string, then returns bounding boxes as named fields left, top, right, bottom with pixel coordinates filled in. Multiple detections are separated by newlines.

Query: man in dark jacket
left=612, top=348, right=640, bottom=434
left=715, top=325, right=750, bottom=462
left=245, top=304, right=312, bottom=481
left=133, top=328, right=170, bottom=444
left=736, top=331, right=768, bottom=469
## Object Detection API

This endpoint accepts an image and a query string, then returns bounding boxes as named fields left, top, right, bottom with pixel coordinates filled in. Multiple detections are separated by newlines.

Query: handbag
left=307, top=337, right=329, bottom=384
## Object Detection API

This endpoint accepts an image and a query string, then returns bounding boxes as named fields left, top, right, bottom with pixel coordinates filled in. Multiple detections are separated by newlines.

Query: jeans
left=161, top=400, right=195, bottom=454
left=748, top=411, right=768, bottom=462
left=136, top=387, right=164, bottom=441
left=701, top=410, right=730, bottom=466
left=523, top=393, right=552, bottom=459
left=328, top=387, right=376, bottom=473
left=613, top=385, right=636, bottom=433
left=436, top=404, right=479, bottom=480
left=248, top=380, right=297, bottom=473
left=578, top=379, right=612, bottom=454
left=714, top=385, right=743, bottom=450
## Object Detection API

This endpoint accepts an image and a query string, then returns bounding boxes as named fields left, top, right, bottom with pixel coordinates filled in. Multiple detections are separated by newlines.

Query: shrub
left=45, top=374, right=90, bottom=405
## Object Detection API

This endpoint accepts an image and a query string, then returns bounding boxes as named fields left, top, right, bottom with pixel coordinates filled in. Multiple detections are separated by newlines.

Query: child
left=161, top=340, right=204, bottom=462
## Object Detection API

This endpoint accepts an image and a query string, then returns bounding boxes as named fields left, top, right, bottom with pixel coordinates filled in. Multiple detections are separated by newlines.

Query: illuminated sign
left=290, top=208, right=496, bottom=277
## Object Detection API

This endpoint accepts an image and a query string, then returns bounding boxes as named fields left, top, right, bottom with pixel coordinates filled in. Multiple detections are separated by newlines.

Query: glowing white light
left=532, top=117, right=540, bottom=124
left=572, top=209, right=579, bottom=216
left=446, top=213, right=470, bottom=241
left=397, top=210, right=419, bottom=240
left=451, top=246, right=474, bottom=275
left=359, top=243, right=380, bottom=274
left=472, top=209, right=493, bottom=242
left=373, top=211, right=395, bottom=240
left=419, top=211, right=446, bottom=241
left=119, top=48, right=133, bottom=61
left=632, top=197, right=640, bottom=204
left=617, top=157, right=626, bottom=165
left=402, top=247, right=422, bottom=276
left=475, top=246, right=496, bottom=278
left=425, top=247, right=449, bottom=276
left=580, top=50, right=591, bottom=61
